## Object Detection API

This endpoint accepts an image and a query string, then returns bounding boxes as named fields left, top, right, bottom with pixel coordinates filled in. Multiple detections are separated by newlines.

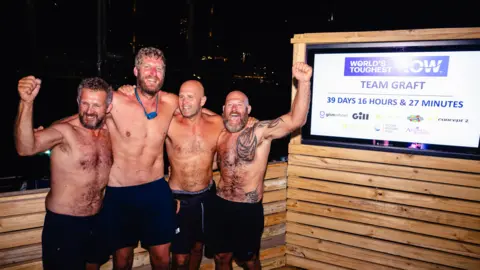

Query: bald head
left=225, top=90, right=249, bottom=106
left=178, top=80, right=206, bottom=118
left=180, top=80, right=204, bottom=97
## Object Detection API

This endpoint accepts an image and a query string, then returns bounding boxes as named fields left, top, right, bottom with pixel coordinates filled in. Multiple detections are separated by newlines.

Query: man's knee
left=113, top=248, right=134, bottom=270
left=148, top=244, right=171, bottom=269
left=172, top=254, right=190, bottom=268
left=235, top=254, right=260, bottom=270
left=214, top=252, right=233, bottom=265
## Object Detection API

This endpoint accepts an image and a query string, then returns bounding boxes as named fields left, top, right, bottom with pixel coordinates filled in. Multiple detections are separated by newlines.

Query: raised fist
left=292, top=62, right=313, bottom=82
left=18, top=76, right=41, bottom=103
left=117, top=85, right=135, bottom=96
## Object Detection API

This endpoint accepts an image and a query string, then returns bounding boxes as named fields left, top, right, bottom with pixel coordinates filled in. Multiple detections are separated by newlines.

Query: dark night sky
left=3, top=1, right=480, bottom=181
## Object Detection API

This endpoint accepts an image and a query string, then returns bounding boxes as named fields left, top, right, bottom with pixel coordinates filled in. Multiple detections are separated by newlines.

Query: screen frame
left=301, top=38, right=480, bottom=160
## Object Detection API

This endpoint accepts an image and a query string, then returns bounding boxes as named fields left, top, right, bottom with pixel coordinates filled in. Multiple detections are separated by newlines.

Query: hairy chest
left=74, top=132, right=113, bottom=172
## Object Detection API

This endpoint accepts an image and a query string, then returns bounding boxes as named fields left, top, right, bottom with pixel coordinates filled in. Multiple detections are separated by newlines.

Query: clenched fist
left=18, top=76, right=41, bottom=103
left=292, top=62, right=313, bottom=82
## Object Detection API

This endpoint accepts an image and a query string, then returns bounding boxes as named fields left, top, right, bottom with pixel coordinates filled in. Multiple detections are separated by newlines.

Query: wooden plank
left=287, top=255, right=348, bottom=270
left=0, top=244, right=42, bottom=267
left=263, top=201, right=286, bottom=215
left=263, top=189, right=286, bottom=204
left=288, top=188, right=480, bottom=230
left=286, top=233, right=457, bottom=270
left=265, top=212, right=286, bottom=227
left=289, top=154, right=480, bottom=188
left=0, top=212, right=45, bottom=233
left=287, top=222, right=480, bottom=269
left=262, top=224, right=285, bottom=239
left=288, top=165, right=480, bottom=201
left=0, top=199, right=284, bottom=244
left=0, top=228, right=41, bottom=250
left=0, top=259, right=42, bottom=270
left=289, top=144, right=480, bottom=173
left=0, top=212, right=284, bottom=252
left=288, top=177, right=480, bottom=216
left=288, top=211, right=480, bottom=258
left=264, top=177, right=286, bottom=192
left=0, top=199, right=45, bottom=218
left=290, top=27, right=480, bottom=44
left=263, top=162, right=287, bottom=180
left=287, top=199, right=480, bottom=245
left=0, top=188, right=285, bottom=220
left=287, top=244, right=397, bottom=270
left=0, top=190, right=47, bottom=203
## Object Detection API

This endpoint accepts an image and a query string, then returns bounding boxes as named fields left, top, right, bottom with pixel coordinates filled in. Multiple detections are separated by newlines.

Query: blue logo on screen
left=344, top=56, right=449, bottom=77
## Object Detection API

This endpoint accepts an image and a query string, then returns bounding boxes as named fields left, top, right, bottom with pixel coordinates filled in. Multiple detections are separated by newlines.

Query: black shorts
left=100, top=177, right=176, bottom=252
left=41, top=209, right=108, bottom=270
left=205, top=195, right=264, bottom=261
left=171, top=181, right=216, bottom=254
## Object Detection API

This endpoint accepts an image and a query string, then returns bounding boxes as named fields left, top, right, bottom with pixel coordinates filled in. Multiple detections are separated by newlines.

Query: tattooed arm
left=257, top=62, right=313, bottom=141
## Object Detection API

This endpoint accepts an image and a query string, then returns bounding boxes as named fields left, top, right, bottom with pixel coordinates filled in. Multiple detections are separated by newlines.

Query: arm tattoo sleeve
left=237, top=127, right=257, bottom=161
left=256, top=117, right=284, bottom=128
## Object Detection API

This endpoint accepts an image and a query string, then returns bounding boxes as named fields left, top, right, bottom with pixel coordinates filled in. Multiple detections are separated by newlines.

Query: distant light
left=44, top=150, right=51, bottom=156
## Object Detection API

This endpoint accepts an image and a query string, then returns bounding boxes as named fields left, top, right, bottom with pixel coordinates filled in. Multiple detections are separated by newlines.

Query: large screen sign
left=310, top=51, right=480, bottom=148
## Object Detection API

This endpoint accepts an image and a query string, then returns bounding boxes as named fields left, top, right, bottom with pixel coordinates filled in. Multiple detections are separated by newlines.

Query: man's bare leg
left=149, top=243, right=171, bottom=270
left=113, top=247, right=134, bottom=270
left=214, top=252, right=233, bottom=270
left=172, top=254, right=190, bottom=270
left=235, top=255, right=261, bottom=270
left=189, top=242, right=203, bottom=270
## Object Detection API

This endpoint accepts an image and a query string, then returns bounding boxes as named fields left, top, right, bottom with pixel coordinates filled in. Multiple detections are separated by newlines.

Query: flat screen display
left=302, top=39, right=480, bottom=160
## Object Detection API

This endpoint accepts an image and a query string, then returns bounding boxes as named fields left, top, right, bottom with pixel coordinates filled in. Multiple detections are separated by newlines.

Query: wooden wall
left=286, top=28, right=480, bottom=269
left=0, top=162, right=287, bottom=270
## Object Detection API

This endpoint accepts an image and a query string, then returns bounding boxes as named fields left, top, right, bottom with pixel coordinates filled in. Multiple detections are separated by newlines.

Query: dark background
left=3, top=1, right=480, bottom=191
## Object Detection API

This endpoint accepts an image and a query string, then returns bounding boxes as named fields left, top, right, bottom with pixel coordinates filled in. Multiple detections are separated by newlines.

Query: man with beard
left=115, top=79, right=257, bottom=270
left=15, top=76, right=113, bottom=270
left=207, top=62, right=312, bottom=270
left=101, top=47, right=178, bottom=270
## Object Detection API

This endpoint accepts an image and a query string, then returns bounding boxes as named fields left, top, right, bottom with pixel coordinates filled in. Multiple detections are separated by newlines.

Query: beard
left=138, top=73, right=164, bottom=96
left=222, top=112, right=248, bottom=133
left=79, top=113, right=104, bottom=130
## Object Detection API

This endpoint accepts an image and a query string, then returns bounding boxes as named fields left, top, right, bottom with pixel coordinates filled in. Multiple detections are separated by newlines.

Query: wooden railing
left=0, top=162, right=288, bottom=270
left=285, top=144, right=480, bottom=270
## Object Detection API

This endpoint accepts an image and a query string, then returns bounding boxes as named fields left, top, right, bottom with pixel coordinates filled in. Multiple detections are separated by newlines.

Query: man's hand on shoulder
left=117, top=85, right=136, bottom=96
left=201, top=107, right=218, bottom=116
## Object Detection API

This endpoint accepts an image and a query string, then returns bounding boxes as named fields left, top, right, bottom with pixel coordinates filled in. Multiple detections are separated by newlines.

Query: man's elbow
left=16, top=147, right=34, bottom=157
left=15, top=141, right=38, bottom=156
left=291, top=117, right=307, bottom=130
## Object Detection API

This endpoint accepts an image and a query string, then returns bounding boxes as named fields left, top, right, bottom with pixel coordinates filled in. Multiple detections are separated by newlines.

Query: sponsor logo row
left=319, top=111, right=468, bottom=123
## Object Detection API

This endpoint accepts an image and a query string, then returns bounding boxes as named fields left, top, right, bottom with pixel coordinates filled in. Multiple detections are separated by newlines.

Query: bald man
left=166, top=80, right=224, bottom=270
left=207, top=62, right=313, bottom=270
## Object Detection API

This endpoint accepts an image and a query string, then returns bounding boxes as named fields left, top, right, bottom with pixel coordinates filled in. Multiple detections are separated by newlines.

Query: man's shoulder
left=160, top=91, right=178, bottom=105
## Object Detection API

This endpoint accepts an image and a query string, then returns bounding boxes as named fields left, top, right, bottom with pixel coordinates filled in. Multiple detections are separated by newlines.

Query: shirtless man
left=166, top=80, right=224, bottom=270
left=15, top=76, right=113, bottom=270
left=101, top=47, right=178, bottom=270
left=207, top=62, right=312, bottom=270
left=116, top=79, right=257, bottom=270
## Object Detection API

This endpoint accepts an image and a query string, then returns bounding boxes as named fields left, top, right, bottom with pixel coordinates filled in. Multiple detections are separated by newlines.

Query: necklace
left=134, top=86, right=158, bottom=120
